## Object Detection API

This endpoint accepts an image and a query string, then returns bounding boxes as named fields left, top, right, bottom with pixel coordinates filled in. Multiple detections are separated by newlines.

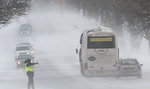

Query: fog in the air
left=0, top=1, right=149, bottom=89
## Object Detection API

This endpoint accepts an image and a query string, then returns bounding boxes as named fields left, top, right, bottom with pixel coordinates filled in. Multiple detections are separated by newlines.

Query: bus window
left=87, top=36, right=115, bottom=48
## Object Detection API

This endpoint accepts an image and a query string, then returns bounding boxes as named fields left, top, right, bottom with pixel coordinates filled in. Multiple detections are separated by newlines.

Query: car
left=15, top=54, right=34, bottom=68
left=15, top=7, right=29, bottom=16
left=115, top=58, right=143, bottom=78
left=16, top=43, right=34, bottom=58
left=16, top=10, right=28, bottom=16
left=19, top=24, right=32, bottom=35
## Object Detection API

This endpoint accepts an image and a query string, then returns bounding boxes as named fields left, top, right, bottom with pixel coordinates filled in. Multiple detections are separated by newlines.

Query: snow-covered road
left=0, top=6, right=150, bottom=89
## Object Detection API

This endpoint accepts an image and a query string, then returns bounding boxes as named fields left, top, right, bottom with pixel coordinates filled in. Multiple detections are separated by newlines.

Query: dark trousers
left=26, top=72, right=34, bottom=89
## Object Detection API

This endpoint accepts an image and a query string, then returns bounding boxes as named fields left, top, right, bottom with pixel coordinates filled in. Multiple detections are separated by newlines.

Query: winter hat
left=24, top=59, right=31, bottom=64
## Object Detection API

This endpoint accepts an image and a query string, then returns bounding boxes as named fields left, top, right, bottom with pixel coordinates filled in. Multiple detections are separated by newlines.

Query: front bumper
left=85, top=70, right=116, bottom=77
left=116, top=71, right=142, bottom=77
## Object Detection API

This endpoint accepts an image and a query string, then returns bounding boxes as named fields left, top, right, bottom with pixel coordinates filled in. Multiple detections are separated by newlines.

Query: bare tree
left=0, top=0, right=32, bottom=28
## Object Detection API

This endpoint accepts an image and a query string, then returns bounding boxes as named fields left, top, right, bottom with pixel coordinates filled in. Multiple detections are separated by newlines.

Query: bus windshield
left=87, top=36, right=115, bottom=48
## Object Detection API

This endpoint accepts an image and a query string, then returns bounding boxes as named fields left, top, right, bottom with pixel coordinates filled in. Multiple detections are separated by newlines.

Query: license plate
left=124, top=67, right=135, bottom=70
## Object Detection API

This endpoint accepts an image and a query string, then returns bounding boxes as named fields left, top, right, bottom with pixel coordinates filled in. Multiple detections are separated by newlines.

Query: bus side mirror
left=80, top=33, right=83, bottom=44
left=80, top=39, right=82, bottom=44
left=76, top=49, right=78, bottom=54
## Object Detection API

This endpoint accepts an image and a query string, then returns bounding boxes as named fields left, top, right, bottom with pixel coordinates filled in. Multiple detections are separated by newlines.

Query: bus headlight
left=88, top=56, right=96, bottom=61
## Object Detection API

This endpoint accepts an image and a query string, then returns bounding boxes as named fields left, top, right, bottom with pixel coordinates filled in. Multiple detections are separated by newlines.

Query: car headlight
left=88, top=56, right=96, bottom=61
left=24, top=11, right=28, bottom=14
left=17, top=61, right=21, bottom=64
left=27, top=52, right=30, bottom=54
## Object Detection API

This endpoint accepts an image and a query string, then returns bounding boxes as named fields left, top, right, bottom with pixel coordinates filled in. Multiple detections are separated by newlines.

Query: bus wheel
left=81, top=69, right=85, bottom=76
left=82, top=70, right=90, bottom=77
left=81, top=69, right=86, bottom=76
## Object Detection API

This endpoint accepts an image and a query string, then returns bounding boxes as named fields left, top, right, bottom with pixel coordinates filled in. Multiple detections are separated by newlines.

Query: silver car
left=115, top=58, right=143, bottom=78
left=16, top=43, right=34, bottom=57
left=19, top=24, right=32, bottom=35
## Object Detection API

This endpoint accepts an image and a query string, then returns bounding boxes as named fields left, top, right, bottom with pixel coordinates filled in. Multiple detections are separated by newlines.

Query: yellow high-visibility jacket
left=25, top=65, right=34, bottom=72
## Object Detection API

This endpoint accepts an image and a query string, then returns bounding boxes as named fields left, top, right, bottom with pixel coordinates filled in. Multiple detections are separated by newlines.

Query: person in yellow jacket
left=25, top=59, right=38, bottom=89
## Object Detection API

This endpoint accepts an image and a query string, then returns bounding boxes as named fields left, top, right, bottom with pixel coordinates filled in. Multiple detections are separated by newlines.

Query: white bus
left=77, top=27, right=119, bottom=76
